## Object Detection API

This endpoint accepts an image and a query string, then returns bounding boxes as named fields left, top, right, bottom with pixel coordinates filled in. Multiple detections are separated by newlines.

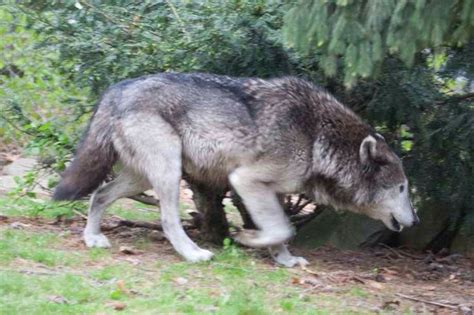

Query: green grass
left=0, top=229, right=361, bottom=314
left=0, top=196, right=82, bottom=218
left=0, top=229, right=82, bottom=267
left=109, top=200, right=161, bottom=221
left=0, top=230, right=328, bottom=314
left=0, top=195, right=380, bottom=314
left=0, top=194, right=161, bottom=222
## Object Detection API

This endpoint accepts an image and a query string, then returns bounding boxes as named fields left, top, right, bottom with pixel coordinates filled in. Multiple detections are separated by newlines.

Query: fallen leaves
left=395, top=293, right=461, bottom=311
left=106, top=301, right=127, bottom=311
left=366, top=280, right=385, bottom=290
left=116, top=280, right=131, bottom=296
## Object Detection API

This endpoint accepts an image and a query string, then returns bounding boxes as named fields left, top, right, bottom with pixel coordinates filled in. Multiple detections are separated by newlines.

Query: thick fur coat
left=54, top=73, right=419, bottom=265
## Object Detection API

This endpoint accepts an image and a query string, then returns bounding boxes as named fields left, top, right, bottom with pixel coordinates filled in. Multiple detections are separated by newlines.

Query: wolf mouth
left=391, top=215, right=402, bottom=232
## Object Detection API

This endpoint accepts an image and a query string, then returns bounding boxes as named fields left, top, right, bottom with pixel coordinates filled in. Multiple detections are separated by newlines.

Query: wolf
left=53, top=72, right=419, bottom=266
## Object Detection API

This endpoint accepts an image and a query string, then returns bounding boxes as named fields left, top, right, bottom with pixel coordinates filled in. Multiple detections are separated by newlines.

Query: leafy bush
left=1, top=0, right=473, bottom=252
left=0, top=5, right=88, bottom=171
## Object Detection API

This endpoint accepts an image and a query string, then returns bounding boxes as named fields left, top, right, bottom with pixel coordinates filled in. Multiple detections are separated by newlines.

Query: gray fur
left=53, top=72, right=419, bottom=265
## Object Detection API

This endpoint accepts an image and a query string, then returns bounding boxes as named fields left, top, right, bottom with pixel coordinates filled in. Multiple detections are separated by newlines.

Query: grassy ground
left=0, top=194, right=473, bottom=314
left=0, top=196, right=361, bottom=314
left=0, top=228, right=315, bottom=314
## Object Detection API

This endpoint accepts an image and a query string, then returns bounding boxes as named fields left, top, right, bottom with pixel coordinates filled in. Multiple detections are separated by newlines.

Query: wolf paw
left=84, top=233, right=111, bottom=248
left=184, top=248, right=214, bottom=263
left=233, top=229, right=292, bottom=248
left=274, top=255, right=309, bottom=268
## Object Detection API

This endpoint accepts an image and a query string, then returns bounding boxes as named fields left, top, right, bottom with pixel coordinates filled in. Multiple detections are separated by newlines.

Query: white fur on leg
left=268, top=244, right=308, bottom=267
left=158, top=179, right=215, bottom=262
left=82, top=169, right=148, bottom=250
left=180, top=247, right=214, bottom=262
left=233, top=228, right=293, bottom=248
left=161, top=226, right=214, bottom=262
left=229, top=168, right=294, bottom=248
left=83, top=231, right=111, bottom=248
left=160, top=207, right=214, bottom=262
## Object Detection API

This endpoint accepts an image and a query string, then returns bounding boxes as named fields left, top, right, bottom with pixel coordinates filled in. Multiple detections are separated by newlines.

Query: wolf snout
left=387, top=210, right=420, bottom=232
left=412, top=212, right=421, bottom=226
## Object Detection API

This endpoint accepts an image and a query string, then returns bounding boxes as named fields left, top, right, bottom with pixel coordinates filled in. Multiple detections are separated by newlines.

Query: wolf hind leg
left=84, top=168, right=150, bottom=248
left=268, top=244, right=309, bottom=267
left=122, top=116, right=213, bottom=262
left=229, top=167, right=294, bottom=248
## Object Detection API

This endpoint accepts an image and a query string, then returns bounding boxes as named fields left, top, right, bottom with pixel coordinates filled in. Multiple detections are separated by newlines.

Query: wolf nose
left=412, top=213, right=421, bottom=226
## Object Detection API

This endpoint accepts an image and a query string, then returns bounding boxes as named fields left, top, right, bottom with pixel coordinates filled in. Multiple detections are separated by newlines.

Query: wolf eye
left=399, top=185, right=404, bottom=193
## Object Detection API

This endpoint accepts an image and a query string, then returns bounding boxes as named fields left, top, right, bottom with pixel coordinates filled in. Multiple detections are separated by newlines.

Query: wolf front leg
left=187, top=180, right=229, bottom=244
left=229, top=167, right=294, bottom=248
left=268, top=244, right=309, bottom=267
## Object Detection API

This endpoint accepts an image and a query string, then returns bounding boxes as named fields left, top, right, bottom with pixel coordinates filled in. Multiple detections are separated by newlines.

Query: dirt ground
left=1, top=213, right=473, bottom=314
left=1, top=153, right=473, bottom=313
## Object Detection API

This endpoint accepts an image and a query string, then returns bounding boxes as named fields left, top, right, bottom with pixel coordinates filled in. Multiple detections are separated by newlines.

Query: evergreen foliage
left=23, top=1, right=293, bottom=97
left=285, top=0, right=474, bottom=86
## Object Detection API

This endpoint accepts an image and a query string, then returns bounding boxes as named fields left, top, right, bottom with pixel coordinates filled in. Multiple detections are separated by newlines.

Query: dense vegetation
left=1, top=1, right=473, bottom=254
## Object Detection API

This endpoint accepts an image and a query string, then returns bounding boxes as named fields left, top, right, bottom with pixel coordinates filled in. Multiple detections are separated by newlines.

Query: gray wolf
left=53, top=72, right=419, bottom=266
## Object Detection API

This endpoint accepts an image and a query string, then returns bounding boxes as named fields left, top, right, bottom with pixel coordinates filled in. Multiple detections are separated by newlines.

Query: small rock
left=148, top=230, right=165, bottom=242
left=423, top=285, right=437, bottom=291
left=458, top=305, right=473, bottom=315
left=174, top=277, right=189, bottom=285
left=367, top=280, right=385, bottom=290
left=375, top=274, right=386, bottom=282
left=119, top=246, right=136, bottom=255
left=428, top=262, right=445, bottom=272
left=47, top=295, right=68, bottom=304
left=10, top=222, right=31, bottom=229
left=438, top=254, right=463, bottom=264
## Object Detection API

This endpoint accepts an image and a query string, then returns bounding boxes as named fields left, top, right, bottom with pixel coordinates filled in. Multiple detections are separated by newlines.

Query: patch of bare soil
left=1, top=215, right=473, bottom=314
left=290, top=245, right=474, bottom=314
left=0, top=144, right=20, bottom=169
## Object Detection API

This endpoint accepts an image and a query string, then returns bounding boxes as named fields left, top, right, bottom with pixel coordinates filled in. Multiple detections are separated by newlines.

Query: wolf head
left=310, top=134, right=420, bottom=232
left=355, top=135, right=420, bottom=231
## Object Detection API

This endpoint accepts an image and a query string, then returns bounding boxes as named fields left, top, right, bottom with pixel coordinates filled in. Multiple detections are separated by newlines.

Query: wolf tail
left=52, top=109, right=117, bottom=201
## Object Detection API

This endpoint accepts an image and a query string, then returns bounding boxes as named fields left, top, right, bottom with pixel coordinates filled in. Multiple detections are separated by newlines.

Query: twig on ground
left=299, top=262, right=319, bottom=275
left=114, top=220, right=163, bottom=231
left=1, top=267, right=83, bottom=277
left=72, top=209, right=88, bottom=220
left=398, top=250, right=424, bottom=260
left=395, top=293, right=458, bottom=310
left=103, top=218, right=199, bottom=232
left=378, top=243, right=404, bottom=259
left=378, top=243, right=424, bottom=260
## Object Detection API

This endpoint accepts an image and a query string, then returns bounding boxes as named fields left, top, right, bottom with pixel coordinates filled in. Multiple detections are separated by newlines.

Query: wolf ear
left=359, top=135, right=377, bottom=164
